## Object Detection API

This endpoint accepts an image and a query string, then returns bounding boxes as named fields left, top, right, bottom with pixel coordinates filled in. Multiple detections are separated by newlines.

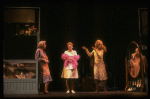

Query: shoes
left=104, top=89, right=107, bottom=93
left=95, top=90, right=99, bottom=93
left=43, top=91, right=51, bottom=94
left=66, top=90, right=76, bottom=93
left=66, top=90, right=70, bottom=93
left=71, top=90, right=76, bottom=93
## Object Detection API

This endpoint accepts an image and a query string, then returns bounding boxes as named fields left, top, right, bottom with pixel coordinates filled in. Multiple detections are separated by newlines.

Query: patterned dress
left=85, top=49, right=108, bottom=81
left=61, top=50, right=79, bottom=79
left=35, top=48, right=52, bottom=83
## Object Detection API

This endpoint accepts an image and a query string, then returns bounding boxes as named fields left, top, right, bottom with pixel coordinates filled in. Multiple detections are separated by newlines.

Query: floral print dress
left=85, top=49, right=108, bottom=81
left=35, top=48, right=52, bottom=83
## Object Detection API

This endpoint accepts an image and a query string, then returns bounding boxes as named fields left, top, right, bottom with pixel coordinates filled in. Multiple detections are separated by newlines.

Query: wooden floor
left=4, top=91, right=148, bottom=98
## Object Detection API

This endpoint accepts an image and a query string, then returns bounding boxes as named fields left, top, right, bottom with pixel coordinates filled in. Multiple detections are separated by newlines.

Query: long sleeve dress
left=61, top=50, right=79, bottom=79
left=35, top=48, right=52, bottom=83
left=85, top=49, right=108, bottom=81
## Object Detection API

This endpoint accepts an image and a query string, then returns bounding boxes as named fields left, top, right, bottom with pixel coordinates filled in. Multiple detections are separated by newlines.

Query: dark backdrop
left=3, top=2, right=148, bottom=91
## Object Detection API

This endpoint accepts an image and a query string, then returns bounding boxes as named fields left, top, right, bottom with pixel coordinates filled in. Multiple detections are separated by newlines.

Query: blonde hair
left=95, top=40, right=103, bottom=50
left=37, top=41, right=46, bottom=48
left=135, top=48, right=139, bottom=52
left=95, top=40, right=103, bottom=45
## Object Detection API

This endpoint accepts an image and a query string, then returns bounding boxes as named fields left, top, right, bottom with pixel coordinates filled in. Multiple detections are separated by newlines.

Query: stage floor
left=4, top=91, right=148, bottom=98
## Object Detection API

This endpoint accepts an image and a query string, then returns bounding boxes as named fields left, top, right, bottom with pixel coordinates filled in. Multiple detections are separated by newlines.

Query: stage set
left=3, top=2, right=148, bottom=98
left=3, top=91, right=148, bottom=98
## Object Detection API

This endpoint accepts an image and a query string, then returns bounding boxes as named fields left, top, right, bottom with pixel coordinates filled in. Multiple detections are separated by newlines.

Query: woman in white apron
left=61, top=42, right=80, bottom=93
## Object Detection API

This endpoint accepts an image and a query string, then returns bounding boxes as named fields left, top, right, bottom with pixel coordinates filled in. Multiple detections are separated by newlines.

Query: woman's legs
left=66, top=79, right=75, bottom=93
left=94, top=79, right=99, bottom=92
left=71, top=80, right=74, bottom=91
left=103, top=80, right=107, bottom=93
left=66, top=79, right=69, bottom=92
left=95, top=80, right=107, bottom=93
left=44, top=82, right=49, bottom=93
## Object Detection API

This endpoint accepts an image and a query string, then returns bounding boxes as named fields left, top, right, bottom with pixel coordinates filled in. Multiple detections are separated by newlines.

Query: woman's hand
left=44, top=56, right=48, bottom=60
left=82, top=46, right=87, bottom=50
left=62, top=57, right=74, bottom=61
left=92, top=46, right=96, bottom=50
left=68, top=57, right=74, bottom=60
left=62, top=57, right=72, bottom=60
left=41, top=58, right=49, bottom=63
left=44, top=59, right=49, bottom=63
